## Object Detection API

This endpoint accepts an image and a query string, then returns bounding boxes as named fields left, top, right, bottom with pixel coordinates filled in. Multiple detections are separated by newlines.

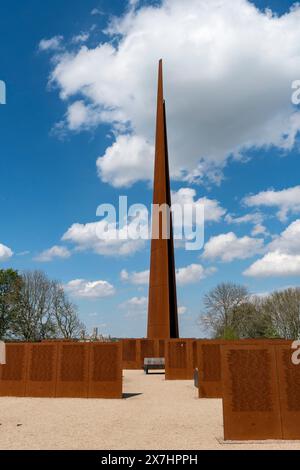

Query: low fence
left=0, top=342, right=122, bottom=399
left=221, top=342, right=300, bottom=440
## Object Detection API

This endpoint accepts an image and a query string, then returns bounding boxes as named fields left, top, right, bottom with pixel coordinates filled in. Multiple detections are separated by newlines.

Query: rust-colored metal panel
left=196, top=340, right=224, bottom=398
left=196, top=339, right=293, bottom=399
left=139, top=339, right=156, bottom=368
left=158, top=339, right=165, bottom=358
left=0, top=343, right=28, bottom=397
left=56, top=343, right=89, bottom=398
left=88, top=342, right=122, bottom=398
left=276, top=344, right=300, bottom=439
left=147, top=60, right=179, bottom=339
left=221, top=344, right=282, bottom=441
left=25, top=343, right=58, bottom=398
left=165, top=339, right=194, bottom=380
left=121, top=339, right=140, bottom=370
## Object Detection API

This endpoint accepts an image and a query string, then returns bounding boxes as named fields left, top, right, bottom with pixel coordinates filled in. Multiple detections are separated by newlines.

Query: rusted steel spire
left=147, top=60, right=179, bottom=339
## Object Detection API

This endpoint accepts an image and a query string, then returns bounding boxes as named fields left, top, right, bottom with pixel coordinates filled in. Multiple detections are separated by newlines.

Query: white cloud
left=0, top=244, right=13, bottom=262
left=178, top=305, right=187, bottom=315
left=244, top=219, right=300, bottom=277
left=244, top=251, right=300, bottom=277
left=176, top=263, right=215, bottom=285
left=225, top=212, right=268, bottom=236
left=244, top=186, right=300, bottom=222
left=65, top=279, right=115, bottom=298
left=121, top=263, right=215, bottom=286
left=97, top=134, right=154, bottom=188
left=120, top=269, right=149, bottom=285
left=120, top=296, right=148, bottom=317
left=91, top=8, right=104, bottom=16
left=66, top=101, right=102, bottom=131
left=35, top=245, right=71, bottom=262
left=72, top=32, right=90, bottom=44
left=48, top=0, right=300, bottom=187
left=39, top=35, right=63, bottom=52
left=171, top=188, right=226, bottom=223
left=268, top=219, right=300, bottom=254
left=62, top=219, right=145, bottom=256
left=203, top=232, right=264, bottom=262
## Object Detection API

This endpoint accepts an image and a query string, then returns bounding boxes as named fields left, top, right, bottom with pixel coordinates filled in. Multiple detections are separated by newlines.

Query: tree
left=52, top=284, right=86, bottom=339
left=230, top=298, right=276, bottom=339
left=200, top=282, right=249, bottom=338
left=261, top=288, right=300, bottom=339
left=12, top=271, right=57, bottom=341
left=0, top=269, right=22, bottom=339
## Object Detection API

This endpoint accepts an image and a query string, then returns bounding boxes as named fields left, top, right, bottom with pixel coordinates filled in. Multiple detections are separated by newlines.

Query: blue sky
left=1, top=0, right=300, bottom=338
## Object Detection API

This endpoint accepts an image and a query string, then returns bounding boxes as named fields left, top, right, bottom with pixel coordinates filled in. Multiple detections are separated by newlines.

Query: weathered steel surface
left=165, top=339, right=194, bottom=380
left=196, top=339, right=293, bottom=399
left=147, top=60, right=179, bottom=339
left=0, top=341, right=123, bottom=399
left=88, top=342, right=122, bottom=398
left=0, top=343, right=28, bottom=396
left=276, top=344, right=300, bottom=439
left=221, top=344, right=282, bottom=441
left=25, top=343, right=58, bottom=397
left=121, top=339, right=140, bottom=370
left=56, top=342, right=89, bottom=398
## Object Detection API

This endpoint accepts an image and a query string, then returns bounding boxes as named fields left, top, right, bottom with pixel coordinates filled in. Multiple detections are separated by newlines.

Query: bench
left=144, top=357, right=165, bottom=374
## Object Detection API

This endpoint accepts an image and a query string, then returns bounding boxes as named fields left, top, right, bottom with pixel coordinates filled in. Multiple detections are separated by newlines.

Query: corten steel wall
left=88, top=342, right=122, bottom=398
left=221, top=343, right=283, bottom=441
left=196, top=339, right=293, bottom=399
left=121, top=339, right=141, bottom=370
left=0, top=341, right=122, bottom=399
left=165, top=339, right=195, bottom=380
left=25, top=343, right=58, bottom=397
left=276, top=344, right=300, bottom=440
left=56, top=342, right=90, bottom=398
left=196, top=340, right=225, bottom=398
left=139, top=339, right=157, bottom=368
left=0, top=343, right=28, bottom=397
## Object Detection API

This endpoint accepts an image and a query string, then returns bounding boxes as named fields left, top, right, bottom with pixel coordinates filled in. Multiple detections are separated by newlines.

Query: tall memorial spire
left=147, top=60, right=179, bottom=339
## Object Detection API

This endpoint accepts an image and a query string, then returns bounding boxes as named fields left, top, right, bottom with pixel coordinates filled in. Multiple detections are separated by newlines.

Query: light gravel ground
left=0, top=370, right=299, bottom=450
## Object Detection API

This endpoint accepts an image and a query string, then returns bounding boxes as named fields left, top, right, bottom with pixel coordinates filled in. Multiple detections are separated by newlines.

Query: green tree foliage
left=0, top=269, right=22, bottom=340
left=200, top=283, right=300, bottom=339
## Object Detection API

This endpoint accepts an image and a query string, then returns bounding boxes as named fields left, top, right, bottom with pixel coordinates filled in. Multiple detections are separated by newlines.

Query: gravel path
left=0, top=370, right=299, bottom=450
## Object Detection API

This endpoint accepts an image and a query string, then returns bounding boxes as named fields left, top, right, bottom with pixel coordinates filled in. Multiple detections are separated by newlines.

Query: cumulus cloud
left=225, top=211, right=268, bottom=236
left=178, top=305, right=187, bottom=315
left=97, top=134, right=154, bottom=187
left=62, top=219, right=145, bottom=256
left=120, top=269, right=149, bottom=285
left=244, top=251, right=300, bottom=277
left=0, top=243, right=13, bottom=262
left=176, top=263, right=215, bottom=285
left=48, top=0, right=300, bottom=187
left=203, top=232, right=264, bottom=262
left=65, top=279, right=115, bottom=298
left=120, top=296, right=148, bottom=317
left=121, top=263, right=215, bottom=286
left=39, top=35, right=63, bottom=52
left=91, top=8, right=104, bottom=16
left=35, top=245, right=71, bottom=262
left=171, top=188, right=226, bottom=223
left=71, top=32, right=90, bottom=44
left=244, top=186, right=300, bottom=222
left=244, top=219, right=300, bottom=276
